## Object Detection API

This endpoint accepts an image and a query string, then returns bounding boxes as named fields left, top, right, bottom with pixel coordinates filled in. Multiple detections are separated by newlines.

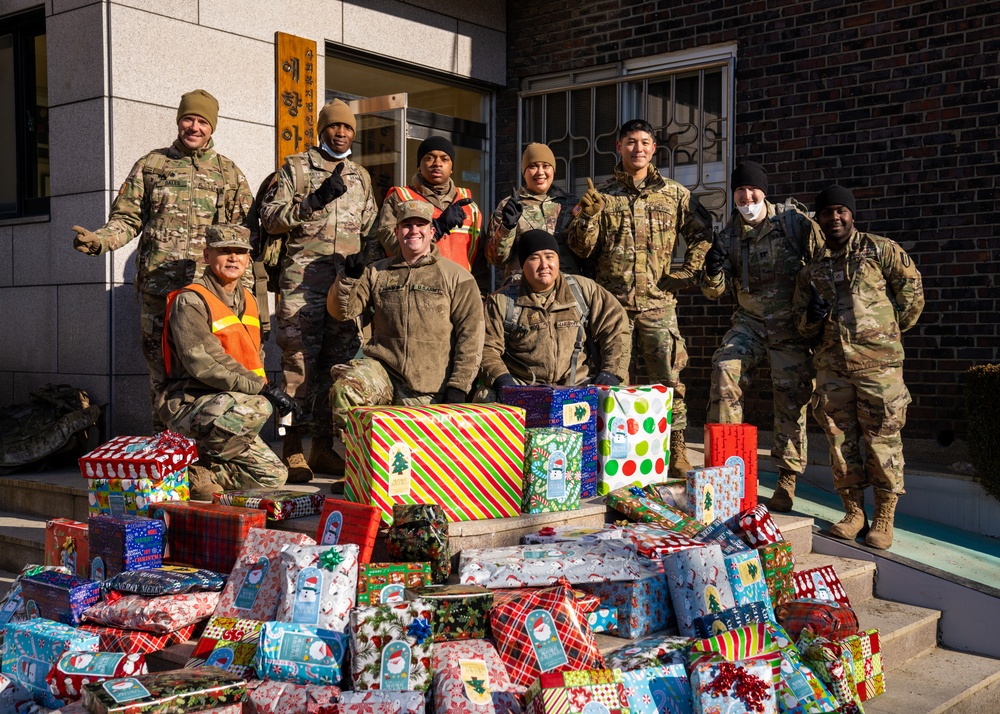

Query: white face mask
left=738, top=201, right=765, bottom=221
left=322, top=142, right=352, bottom=160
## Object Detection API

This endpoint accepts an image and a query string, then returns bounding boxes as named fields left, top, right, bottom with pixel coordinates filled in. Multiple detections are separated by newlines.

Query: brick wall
left=500, top=0, right=999, bottom=441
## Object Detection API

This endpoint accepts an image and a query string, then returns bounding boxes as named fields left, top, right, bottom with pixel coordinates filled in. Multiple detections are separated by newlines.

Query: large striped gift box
left=344, top=404, right=525, bottom=525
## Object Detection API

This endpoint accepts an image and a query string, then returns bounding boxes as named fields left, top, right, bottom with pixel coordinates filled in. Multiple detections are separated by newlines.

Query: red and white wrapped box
left=212, top=489, right=325, bottom=521
left=623, top=524, right=704, bottom=558
left=338, top=691, right=427, bottom=713
left=704, top=423, right=758, bottom=512
left=432, top=639, right=524, bottom=714
left=79, top=431, right=197, bottom=482
left=244, top=679, right=341, bottom=714
left=738, top=504, right=783, bottom=547
left=46, top=652, right=147, bottom=701
left=44, top=519, right=90, bottom=577
left=77, top=623, right=197, bottom=655
left=793, top=565, right=852, bottom=607
left=80, top=591, right=220, bottom=634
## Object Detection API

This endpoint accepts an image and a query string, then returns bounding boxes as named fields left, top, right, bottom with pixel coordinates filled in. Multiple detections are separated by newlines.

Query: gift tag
left=61, top=652, right=127, bottom=676
left=291, top=567, right=323, bottom=624
left=524, top=609, right=568, bottom=672
left=609, top=417, right=629, bottom=458
left=562, top=401, right=591, bottom=426
left=90, top=557, right=106, bottom=582
left=387, top=443, right=412, bottom=497
left=17, top=656, right=51, bottom=689
left=278, top=631, right=334, bottom=664
left=379, top=640, right=412, bottom=690
left=704, top=585, right=724, bottom=614
left=205, top=647, right=235, bottom=670
left=379, top=584, right=405, bottom=604
left=725, top=455, right=746, bottom=499
left=109, top=493, right=127, bottom=517
left=24, top=599, right=39, bottom=619
left=546, top=450, right=567, bottom=500
left=459, top=659, right=492, bottom=705
left=320, top=510, right=343, bottom=545
left=103, top=678, right=151, bottom=704
left=234, top=557, right=269, bottom=611
left=701, top=483, right=715, bottom=523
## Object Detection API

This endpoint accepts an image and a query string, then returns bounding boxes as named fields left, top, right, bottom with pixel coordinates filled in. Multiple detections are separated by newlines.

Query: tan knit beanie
left=521, top=143, right=556, bottom=172
left=176, top=89, right=219, bottom=130
left=317, top=99, right=356, bottom=134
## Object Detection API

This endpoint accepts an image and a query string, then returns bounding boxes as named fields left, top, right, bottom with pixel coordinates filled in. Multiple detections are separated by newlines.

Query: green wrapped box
left=356, top=562, right=433, bottom=605
left=404, top=584, right=493, bottom=640
left=81, top=666, right=246, bottom=714
left=522, top=428, right=582, bottom=514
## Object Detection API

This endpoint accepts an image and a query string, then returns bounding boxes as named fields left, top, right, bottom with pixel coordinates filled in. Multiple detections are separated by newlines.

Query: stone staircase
left=1, top=470, right=998, bottom=712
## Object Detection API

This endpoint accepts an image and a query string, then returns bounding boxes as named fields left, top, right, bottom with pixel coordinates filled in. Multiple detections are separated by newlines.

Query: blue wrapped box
left=2, top=618, right=100, bottom=709
left=88, top=514, right=164, bottom=580
left=621, top=664, right=693, bottom=714
left=724, top=549, right=776, bottom=622
left=587, top=606, right=618, bottom=633
left=693, top=518, right=749, bottom=555
left=499, top=384, right=599, bottom=497
left=692, top=601, right=772, bottom=638
left=576, top=559, right=673, bottom=638
left=19, top=571, right=101, bottom=626
left=686, top=466, right=741, bottom=526
left=254, top=621, right=349, bottom=686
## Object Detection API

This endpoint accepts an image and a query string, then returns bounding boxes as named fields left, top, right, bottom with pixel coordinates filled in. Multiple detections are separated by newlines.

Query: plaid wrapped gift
left=349, top=600, right=436, bottom=692
left=663, top=542, right=737, bottom=637
left=20, top=571, right=101, bottom=626
left=690, top=659, right=777, bottom=714
left=104, top=566, right=225, bottom=597
left=0, top=564, right=70, bottom=646
left=87, top=515, right=163, bottom=580
left=757, top=541, right=795, bottom=608
left=151, top=501, right=265, bottom=574
left=47, top=652, right=148, bottom=701
left=724, top=549, right=775, bottom=622
left=432, top=639, right=522, bottom=714
left=767, top=624, right=839, bottom=714
left=45, top=519, right=90, bottom=577
left=522, top=525, right=625, bottom=545
left=244, top=679, right=342, bottom=714
left=339, top=690, right=427, bottom=712
left=344, top=403, right=524, bottom=525
left=596, top=385, right=673, bottom=495
left=623, top=524, right=703, bottom=558
left=794, top=565, right=852, bottom=607
left=276, top=544, right=360, bottom=633
left=800, top=628, right=884, bottom=706
left=386, top=503, right=451, bottom=584
left=525, top=669, right=630, bottom=714
left=459, top=541, right=641, bottom=589
left=522, top=427, right=582, bottom=514
left=80, top=666, right=246, bottom=714
left=703, top=423, right=759, bottom=513
left=692, top=601, right=772, bottom=638
left=81, top=591, right=220, bottom=634
left=605, top=485, right=702, bottom=537
left=2, top=618, right=100, bottom=709
left=576, top=559, right=673, bottom=639
left=185, top=616, right=263, bottom=678
left=692, top=518, right=749, bottom=556
left=255, top=621, right=349, bottom=686
left=604, top=634, right=692, bottom=671
left=775, top=599, right=859, bottom=642
left=644, top=479, right=687, bottom=510
left=212, top=489, right=325, bottom=521
left=78, top=623, right=196, bottom=655
left=88, top=471, right=190, bottom=517
left=490, top=584, right=604, bottom=689
left=686, top=466, right=741, bottom=526
left=357, top=562, right=433, bottom=606
left=587, top=607, right=618, bottom=634
left=215, top=528, right=316, bottom=621
left=621, top=664, right=693, bottom=714
left=405, top=584, right=493, bottom=641
left=316, top=498, right=380, bottom=563
left=739, top=504, right=783, bottom=548
left=499, top=384, right=600, bottom=497
left=79, top=431, right=197, bottom=481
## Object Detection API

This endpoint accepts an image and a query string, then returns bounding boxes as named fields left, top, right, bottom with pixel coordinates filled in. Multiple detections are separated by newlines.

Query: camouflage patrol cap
left=205, top=225, right=251, bottom=251
left=395, top=200, right=434, bottom=223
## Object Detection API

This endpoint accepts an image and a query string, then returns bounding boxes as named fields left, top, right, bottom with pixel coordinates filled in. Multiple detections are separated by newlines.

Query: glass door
left=348, top=93, right=407, bottom=209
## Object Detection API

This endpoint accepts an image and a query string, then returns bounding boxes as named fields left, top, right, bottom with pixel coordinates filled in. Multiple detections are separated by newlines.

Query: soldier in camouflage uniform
left=701, top=161, right=825, bottom=511
left=794, top=186, right=924, bottom=550
left=161, top=226, right=299, bottom=500
left=486, top=143, right=583, bottom=281
left=260, top=100, right=378, bottom=482
left=565, top=119, right=713, bottom=477
left=72, top=89, right=253, bottom=431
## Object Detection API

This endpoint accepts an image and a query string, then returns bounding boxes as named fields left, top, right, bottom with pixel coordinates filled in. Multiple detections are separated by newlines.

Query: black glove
left=592, top=371, right=620, bottom=387
left=312, top=163, right=347, bottom=206
left=807, top=283, right=832, bottom=324
left=262, top=383, right=303, bottom=420
left=432, top=198, right=473, bottom=238
left=493, top=373, right=516, bottom=392
left=501, top=194, right=523, bottom=230
left=704, top=233, right=729, bottom=278
left=444, top=387, right=467, bottom=404
left=343, top=252, right=366, bottom=279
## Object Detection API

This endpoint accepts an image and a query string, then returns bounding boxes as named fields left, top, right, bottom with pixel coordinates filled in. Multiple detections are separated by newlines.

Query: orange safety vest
left=389, top=185, right=480, bottom=270
left=162, top=283, right=265, bottom=379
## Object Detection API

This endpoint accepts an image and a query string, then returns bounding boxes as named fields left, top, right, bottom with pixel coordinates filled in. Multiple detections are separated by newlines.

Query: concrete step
left=0, top=472, right=89, bottom=521
left=794, top=551, right=877, bottom=605
left=0, top=511, right=47, bottom=573
left=855, top=597, right=940, bottom=672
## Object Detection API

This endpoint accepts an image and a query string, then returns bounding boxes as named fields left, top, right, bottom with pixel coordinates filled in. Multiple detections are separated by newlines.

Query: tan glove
left=72, top=225, right=105, bottom=256
left=577, top=178, right=605, bottom=217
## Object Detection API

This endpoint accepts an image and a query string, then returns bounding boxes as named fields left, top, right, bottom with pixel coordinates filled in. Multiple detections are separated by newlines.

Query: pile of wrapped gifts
left=0, top=390, right=885, bottom=713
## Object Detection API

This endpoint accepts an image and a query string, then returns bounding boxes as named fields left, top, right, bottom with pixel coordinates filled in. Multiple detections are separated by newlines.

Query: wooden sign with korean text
left=275, top=32, right=317, bottom=169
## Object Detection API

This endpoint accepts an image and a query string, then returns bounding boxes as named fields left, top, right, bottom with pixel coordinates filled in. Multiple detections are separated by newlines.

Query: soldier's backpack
left=0, top=385, right=101, bottom=473
left=249, top=155, right=309, bottom=294
left=731, top=197, right=814, bottom=292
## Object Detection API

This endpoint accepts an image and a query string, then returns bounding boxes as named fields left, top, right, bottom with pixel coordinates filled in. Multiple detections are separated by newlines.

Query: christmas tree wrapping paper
left=595, top=385, right=673, bottom=495
left=662, top=542, right=737, bottom=637
left=522, top=427, right=582, bottom=514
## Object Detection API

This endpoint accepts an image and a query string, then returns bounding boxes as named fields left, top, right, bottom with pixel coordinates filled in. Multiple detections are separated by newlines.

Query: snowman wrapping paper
left=276, top=543, right=360, bottom=634
left=521, top=428, right=582, bottom=514
left=185, top=616, right=264, bottom=678
left=46, top=651, right=147, bottom=701
left=739, top=504, right=783, bottom=548
left=349, top=600, right=436, bottom=693
left=459, top=541, right=641, bottom=589
left=2, top=618, right=100, bottom=709
left=662, top=542, right=738, bottom=638
left=255, top=621, right=349, bottom=686
left=595, top=385, right=673, bottom=495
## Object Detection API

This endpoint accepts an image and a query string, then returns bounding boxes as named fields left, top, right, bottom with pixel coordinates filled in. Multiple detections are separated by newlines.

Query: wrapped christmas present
left=432, top=639, right=522, bottom=714
left=524, top=669, right=630, bottom=714
left=623, top=524, right=703, bottom=558
left=644, top=478, right=687, bottom=510
left=793, top=565, right=852, bottom=607
left=80, top=666, right=246, bottom=714
left=20, top=571, right=101, bottom=626
left=756, top=540, right=795, bottom=608
left=88, top=472, right=189, bottom=518
left=338, top=689, right=427, bottom=713
left=404, top=584, right=492, bottom=641
left=212, top=489, right=325, bottom=521
left=692, top=518, right=749, bottom=555
left=0, top=564, right=70, bottom=646
left=44, top=519, right=89, bottom=577
left=357, top=562, right=432, bottom=606
left=522, top=427, right=582, bottom=514
left=77, top=623, right=197, bottom=656
left=739, top=504, right=783, bottom=548
left=724, top=549, right=775, bottom=622
left=605, top=485, right=702, bottom=537
left=316, top=498, right=380, bottom=563
left=604, top=634, right=692, bottom=672
left=774, top=599, right=859, bottom=642
left=214, top=528, right=316, bottom=621
left=459, top=541, right=640, bottom=589
left=46, top=652, right=147, bottom=702
left=254, top=621, right=348, bottom=686
left=348, top=600, right=436, bottom=693
left=344, top=403, right=524, bottom=524
left=692, top=601, right=772, bottom=638
left=800, top=628, right=885, bottom=707
left=703, top=422, right=758, bottom=513
left=103, top=566, right=225, bottom=597
left=80, top=591, right=220, bottom=634
left=586, top=607, right=618, bottom=634
left=0, top=672, right=33, bottom=711
left=522, top=525, right=625, bottom=545
left=385, top=503, right=451, bottom=584
left=767, top=624, right=839, bottom=714
left=489, top=583, right=604, bottom=689
left=185, top=616, right=263, bottom=678
left=276, top=544, right=359, bottom=633
left=79, top=431, right=197, bottom=482
left=596, top=385, right=673, bottom=495
left=685, top=466, right=741, bottom=526
left=620, top=663, right=693, bottom=714
left=575, top=559, right=673, bottom=639
left=2, top=618, right=99, bottom=709
left=688, top=623, right=780, bottom=677
left=151, top=501, right=265, bottom=575
left=663, top=542, right=737, bottom=637
left=243, top=679, right=342, bottom=714
left=690, top=659, right=777, bottom=714
left=87, top=515, right=163, bottom=580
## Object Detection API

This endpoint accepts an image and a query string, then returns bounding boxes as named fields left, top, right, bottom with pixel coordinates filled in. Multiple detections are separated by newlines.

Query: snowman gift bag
left=522, top=428, right=582, bottom=514
left=276, top=544, right=360, bottom=634
left=595, top=385, right=673, bottom=495
left=349, top=600, right=437, bottom=693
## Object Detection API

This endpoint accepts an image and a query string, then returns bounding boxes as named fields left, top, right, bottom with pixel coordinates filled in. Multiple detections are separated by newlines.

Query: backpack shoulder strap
left=500, top=283, right=523, bottom=338
left=287, top=154, right=308, bottom=196
left=563, top=275, right=591, bottom=384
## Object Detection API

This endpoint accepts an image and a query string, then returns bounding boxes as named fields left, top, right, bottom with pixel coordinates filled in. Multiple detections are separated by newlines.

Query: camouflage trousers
left=812, top=365, right=911, bottom=494
left=140, top=291, right=169, bottom=431
left=628, top=304, right=688, bottom=430
left=708, top=320, right=815, bottom=474
left=166, top=391, right=288, bottom=490
left=329, top=358, right=441, bottom=429
left=275, top=284, right=360, bottom=437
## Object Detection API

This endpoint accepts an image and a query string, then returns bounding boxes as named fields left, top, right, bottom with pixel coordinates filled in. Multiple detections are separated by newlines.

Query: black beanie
left=731, top=161, right=768, bottom=194
left=417, top=136, right=456, bottom=164
left=517, top=230, right=560, bottom=264
left=814, top=185, right=856, bottom=216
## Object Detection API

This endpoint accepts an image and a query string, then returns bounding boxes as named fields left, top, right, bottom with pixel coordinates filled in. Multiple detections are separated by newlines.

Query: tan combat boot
left=188, top=463, right=224, bottom=502
left=668, top=430, right=693, bottom=479
left=307, top=435, right=346, bottom=476
left=865, top=491, right=899, bottom=550
left=282, top=427, right=314, bottom=484
left=768, top=469, right=797, bottom=513
left=829, top=487, right=868, bottom=540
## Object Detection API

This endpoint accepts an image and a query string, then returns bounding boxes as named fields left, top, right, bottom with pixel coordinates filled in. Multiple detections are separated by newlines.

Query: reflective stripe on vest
left=389, top=185, right=479, bottom=269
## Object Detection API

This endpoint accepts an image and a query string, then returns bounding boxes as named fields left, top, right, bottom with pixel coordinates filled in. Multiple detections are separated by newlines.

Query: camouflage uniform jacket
left=565, top=164, right=712, bottom=311
left=480, top=273, right=631, bottom=387
left=486, top=185, right=582, bottom=277
left=794, top=230, right=924, bottom=372
left=259, top=149, right=377, bottom=290
left=702, top=201, right=824, bottom=342
left=327, top=245, right=485, bottom=395
left=95, top=138, right=253, bottom=295
left=161, top=270, right=266, bottom=418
